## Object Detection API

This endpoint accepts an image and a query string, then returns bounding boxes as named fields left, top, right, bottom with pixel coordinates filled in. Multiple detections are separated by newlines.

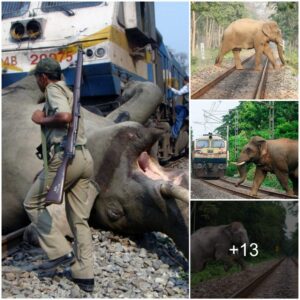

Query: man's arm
left=32, top=109, right=72, bottom=127
left=169, top=85, right=189, bottom=96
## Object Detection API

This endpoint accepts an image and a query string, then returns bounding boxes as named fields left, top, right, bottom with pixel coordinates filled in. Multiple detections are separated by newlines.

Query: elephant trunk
left=276, top=42, right=285, bottom=65
left=235, top=163, right=247, bottom=187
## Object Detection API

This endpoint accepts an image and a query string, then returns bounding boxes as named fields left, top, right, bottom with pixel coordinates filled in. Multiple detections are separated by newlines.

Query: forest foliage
left=191, top=201, right=298, bottom=256
left=191, top=2, right=298, bottom=70
left=214, top=101, right=298, bottom=185
left=191, top=201, right=298, bottom=284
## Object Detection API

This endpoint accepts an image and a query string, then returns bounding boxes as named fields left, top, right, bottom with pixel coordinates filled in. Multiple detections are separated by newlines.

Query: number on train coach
left=30, top=51, right=73, bottom=65
left=2, top=56, right=17, bottom=66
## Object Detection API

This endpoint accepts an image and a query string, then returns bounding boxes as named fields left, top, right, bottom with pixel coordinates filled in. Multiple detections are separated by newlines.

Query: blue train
left=2, top=2, right=188, bottom=160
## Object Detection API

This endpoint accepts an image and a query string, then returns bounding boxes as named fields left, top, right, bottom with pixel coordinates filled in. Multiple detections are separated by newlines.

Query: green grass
left=226, top=164, right=293, bottom=192
left=191, top=261, right=240, bottom=286
left=191, top=48, right=234, bottom=75
left=284, top=47, right=298, bottom=75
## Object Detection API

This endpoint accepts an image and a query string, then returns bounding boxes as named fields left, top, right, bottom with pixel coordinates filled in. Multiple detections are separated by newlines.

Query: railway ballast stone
left=2, top=228, right=188, bottom=298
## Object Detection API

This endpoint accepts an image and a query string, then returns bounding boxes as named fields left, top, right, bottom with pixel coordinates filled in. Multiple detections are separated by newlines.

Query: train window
left=2, top=2, right=30, bottom=20
left=196, top=140, right=209, bottom=148
left=41, top=2, right=102, bottom=13
left=212, top=140, right=225, bottom=148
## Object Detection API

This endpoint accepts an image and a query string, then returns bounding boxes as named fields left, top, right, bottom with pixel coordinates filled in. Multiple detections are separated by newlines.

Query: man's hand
left=32, top=110, right=45, bottom=124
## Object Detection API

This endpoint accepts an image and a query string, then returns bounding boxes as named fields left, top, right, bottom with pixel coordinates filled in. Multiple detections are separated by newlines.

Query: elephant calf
left=191, top=222, right=249, bottom=273
left=235, top=136, right=298, bottom=196
left=215, top=18, right=285, bottom=71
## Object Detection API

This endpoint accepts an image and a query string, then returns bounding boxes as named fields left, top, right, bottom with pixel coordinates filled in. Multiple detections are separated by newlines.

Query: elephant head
left=262, top=21, right=285, bottom=65
left=224, top=222, right=249, bottom=247
left=234, top=136, right=268, bottom=187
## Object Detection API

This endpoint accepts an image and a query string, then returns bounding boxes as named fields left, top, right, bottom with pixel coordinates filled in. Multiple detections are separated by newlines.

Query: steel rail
left=220, top=178, right=298, bottom=199
left=231, top=258, right=285, bottom=298
left=198, top=178, right=259, bottom=199
left=2, top=227, right=26, bottom=259
left=253, top=58, right=269, bottom=99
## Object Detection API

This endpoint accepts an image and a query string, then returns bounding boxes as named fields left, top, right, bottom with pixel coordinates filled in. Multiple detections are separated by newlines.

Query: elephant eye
left=246, top=147, right=252, bottom=154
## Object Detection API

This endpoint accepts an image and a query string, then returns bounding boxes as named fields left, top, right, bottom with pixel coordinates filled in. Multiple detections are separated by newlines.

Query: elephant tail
left=215, top=53, right=221, bottom=65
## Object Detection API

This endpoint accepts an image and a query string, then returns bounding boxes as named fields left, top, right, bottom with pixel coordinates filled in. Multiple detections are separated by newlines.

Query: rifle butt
left=45, top=158, right=69, bottom=205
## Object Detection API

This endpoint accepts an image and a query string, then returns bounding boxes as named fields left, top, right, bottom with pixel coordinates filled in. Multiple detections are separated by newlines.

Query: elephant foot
left=287, top=190, right=294, bottom=197
left=249, top=191, right=258, bottom=197
left=254, top=66, right=262, bottom=72
left=236, top=65, right=244, bottom=70
left=215, top=63, right=222, bottom=68
left=273, top=64, right=280, bottom=71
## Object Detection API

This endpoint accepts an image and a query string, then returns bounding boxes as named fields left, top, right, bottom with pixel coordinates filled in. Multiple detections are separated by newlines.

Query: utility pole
left=234, top=109, right=239, bottom=160
left=269, top=101, right=275, bottom=139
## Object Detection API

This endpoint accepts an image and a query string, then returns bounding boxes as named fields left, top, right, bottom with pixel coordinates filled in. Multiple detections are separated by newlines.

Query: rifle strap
left=41, top=125, right=48, bottom=190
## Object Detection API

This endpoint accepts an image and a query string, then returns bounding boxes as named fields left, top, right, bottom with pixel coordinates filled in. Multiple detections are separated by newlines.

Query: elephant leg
left=263, top=44, right=279, bottom=69
left=234, top=255, right=247, bottom=270
left=250, top=168, right=267, bottom=196
left=254, top=45, right=263, bottom=71
left=215, top=248, right=233, bottom=271
left=275, top=170, right=294, bottom=196
left=232, top=49, right=243, bottom=70
left=289, top=171, right=298, bottom=195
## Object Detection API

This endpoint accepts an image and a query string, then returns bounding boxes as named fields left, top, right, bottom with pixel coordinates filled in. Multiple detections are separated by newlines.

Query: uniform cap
left=32, top=58, right=61, bottom=75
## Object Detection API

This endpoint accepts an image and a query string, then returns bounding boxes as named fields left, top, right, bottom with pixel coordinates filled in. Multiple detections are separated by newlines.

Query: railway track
left=197, top=177, right=297, bottom=199
left=191, top=56, right=269, bottom=99
left=231, top=257, right=298, bottom=298
left=2, top=227, right=26, bottom=259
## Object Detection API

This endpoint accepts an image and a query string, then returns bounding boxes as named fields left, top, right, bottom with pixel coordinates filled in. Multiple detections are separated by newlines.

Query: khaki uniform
left=24, top=81, right=96, bottom=279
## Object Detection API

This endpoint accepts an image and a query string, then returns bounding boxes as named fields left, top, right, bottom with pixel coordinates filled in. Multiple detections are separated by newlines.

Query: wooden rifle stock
left=45, top=47, right=84, bottom=205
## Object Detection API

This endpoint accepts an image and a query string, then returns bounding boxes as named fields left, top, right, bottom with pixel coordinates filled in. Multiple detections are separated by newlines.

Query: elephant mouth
left=137, top=152, right=182, bottom=184
left=136, top=151, right=188, bottom=202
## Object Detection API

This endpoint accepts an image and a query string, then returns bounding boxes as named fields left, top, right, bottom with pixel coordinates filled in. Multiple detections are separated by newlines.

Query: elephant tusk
left=160, top=183, right=189, bottom=203
left=231, top=161, right=246, bottom=166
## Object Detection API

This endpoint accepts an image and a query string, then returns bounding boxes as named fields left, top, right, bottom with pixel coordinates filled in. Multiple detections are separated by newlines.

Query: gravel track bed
left=191, top=259, right=279, bottom=298
left=191, top=177, right=244, bottom=200
left=247, top=258, right=298, bottom=298
left=197, top=57, right=267, bottom=99
left=2, top=229, right=188, bottom=298
left=191, top=50, right=255, bottom=95
left=2, top=158, right=189, bottom=298
left=265, top=63, right=298, bottom=99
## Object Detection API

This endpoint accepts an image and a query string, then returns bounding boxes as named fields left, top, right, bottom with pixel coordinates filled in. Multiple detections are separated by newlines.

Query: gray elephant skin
left=215, top=18, right=285, bottom=71
left=191, top=222, right=249, bottom=272
left=235, top=136, right=298, bottom=196
left=2, top=76, right=189, bottom=257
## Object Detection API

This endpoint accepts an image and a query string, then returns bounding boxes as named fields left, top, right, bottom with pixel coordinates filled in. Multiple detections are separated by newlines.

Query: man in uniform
left=24, top=58, right=96, bottom=292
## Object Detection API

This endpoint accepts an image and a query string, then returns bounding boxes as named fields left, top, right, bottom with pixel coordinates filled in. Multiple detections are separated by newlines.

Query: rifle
left=45, top=47, right=84, bottom=205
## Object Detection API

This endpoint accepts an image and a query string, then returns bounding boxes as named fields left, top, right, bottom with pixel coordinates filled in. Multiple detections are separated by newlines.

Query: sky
left=190, top=100, right=240, bottom=139
left=155, top=2, right=189, bottom=55
left=282, top=202, right=298, bottom=238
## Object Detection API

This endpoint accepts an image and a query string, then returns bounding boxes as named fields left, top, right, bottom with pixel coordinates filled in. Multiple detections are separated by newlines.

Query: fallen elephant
left=2, top=77, right=189, bottom=257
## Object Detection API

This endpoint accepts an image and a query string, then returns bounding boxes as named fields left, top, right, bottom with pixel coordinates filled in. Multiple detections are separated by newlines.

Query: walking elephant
left=215, top=18, right=285, bottom=71
left=191, top=222, right=249, bottom=272
left=234, top=136, right=298, bottom=196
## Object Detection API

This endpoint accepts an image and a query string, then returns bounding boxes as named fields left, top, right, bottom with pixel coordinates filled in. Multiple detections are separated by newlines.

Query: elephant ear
left=251, top=136, right=268, bottom=157
left=223, top=224, right=233, bottom=241
left=262, top=22, right=276, bottom=40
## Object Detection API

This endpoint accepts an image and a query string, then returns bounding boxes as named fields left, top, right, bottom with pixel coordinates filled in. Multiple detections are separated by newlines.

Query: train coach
left=2, top=1, right=188, bottom=161
left=192, top=133, right=228, bottom=178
